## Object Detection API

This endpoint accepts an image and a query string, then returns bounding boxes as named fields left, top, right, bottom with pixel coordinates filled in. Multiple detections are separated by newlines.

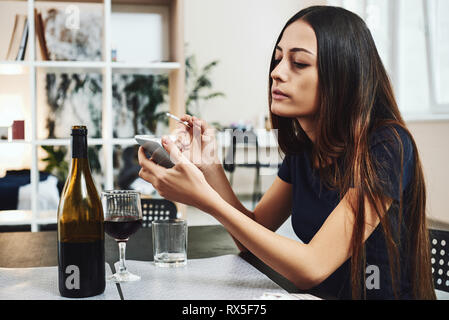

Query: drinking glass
left=101, top=190, right=143, bottom=282
left=152, top=219, right=187, bottom=267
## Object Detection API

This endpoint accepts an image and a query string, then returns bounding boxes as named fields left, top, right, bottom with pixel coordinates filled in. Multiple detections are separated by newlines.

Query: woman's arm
left=138, top=137, right=387, bottom=290
left=206, top=187, right=388, bottom=290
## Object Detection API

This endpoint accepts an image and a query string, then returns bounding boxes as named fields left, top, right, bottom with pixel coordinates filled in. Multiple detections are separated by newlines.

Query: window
left=424, top=0, right=449, bottom=110
left=328, top=0, right=449, bottom=116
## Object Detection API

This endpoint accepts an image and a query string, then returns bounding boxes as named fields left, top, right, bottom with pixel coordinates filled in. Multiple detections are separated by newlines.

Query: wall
left=408, top=121, right=449, bottom=224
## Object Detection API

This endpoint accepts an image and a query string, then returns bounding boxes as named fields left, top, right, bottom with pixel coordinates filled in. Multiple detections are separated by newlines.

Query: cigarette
left=166, top=113, right=191, bottom=128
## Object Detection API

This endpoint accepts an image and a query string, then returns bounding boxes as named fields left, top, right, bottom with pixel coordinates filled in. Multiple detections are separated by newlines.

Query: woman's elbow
left=291, top=269, right=329, bottom=291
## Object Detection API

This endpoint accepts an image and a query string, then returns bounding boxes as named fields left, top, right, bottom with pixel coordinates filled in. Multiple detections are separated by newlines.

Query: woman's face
left=270, top=19, right=319, bottom=122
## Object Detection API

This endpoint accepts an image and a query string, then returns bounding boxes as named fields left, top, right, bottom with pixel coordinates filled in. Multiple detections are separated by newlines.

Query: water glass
left=152, top=219, right=187, bottom=267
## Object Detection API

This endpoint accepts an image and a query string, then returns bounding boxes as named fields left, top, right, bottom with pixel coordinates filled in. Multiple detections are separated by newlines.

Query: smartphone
left=135, top=135, right=175, bottom=168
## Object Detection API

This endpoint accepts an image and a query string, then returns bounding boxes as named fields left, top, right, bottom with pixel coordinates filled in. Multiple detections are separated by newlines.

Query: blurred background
left=0, top=0, right=448, bottom=232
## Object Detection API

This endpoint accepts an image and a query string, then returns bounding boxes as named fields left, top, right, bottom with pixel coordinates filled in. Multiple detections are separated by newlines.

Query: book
left=35, top=9, right=50, bottom=61
left=12, top=120, right=25, bottom=140
left=5, top=14, right=27, bottom=61
left=16, top=18, right=28, bottom=61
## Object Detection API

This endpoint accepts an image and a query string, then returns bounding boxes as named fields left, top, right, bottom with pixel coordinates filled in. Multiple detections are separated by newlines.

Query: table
left=0, top=225, right=331, bottom=299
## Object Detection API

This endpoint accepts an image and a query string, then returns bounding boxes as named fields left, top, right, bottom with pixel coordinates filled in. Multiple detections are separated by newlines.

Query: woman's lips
left=272, top=89, right=290, bottom=100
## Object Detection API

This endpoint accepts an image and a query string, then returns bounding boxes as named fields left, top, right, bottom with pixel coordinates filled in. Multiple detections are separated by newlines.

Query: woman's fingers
left=173, top=120, right=193, bottom=151
left=180, top=114, right=208, bottom=133
left=162, top=136, right=189, bottom=165
left=198, top=118, right=210, bottom=134
left=191, top=122, right=203, bottom=165
left=180, top=114, right=194, bottom=127
left=137, top=147, right=164, bottom=183
left=175, top=130, right=191, bottom=151
left=176, top=115, right=217, bottom=164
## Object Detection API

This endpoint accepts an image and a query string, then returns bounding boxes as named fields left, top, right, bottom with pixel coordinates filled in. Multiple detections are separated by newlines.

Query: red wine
left=104, top=216, right=142, bottom=240
left=58, top=240, right=105, bottom=298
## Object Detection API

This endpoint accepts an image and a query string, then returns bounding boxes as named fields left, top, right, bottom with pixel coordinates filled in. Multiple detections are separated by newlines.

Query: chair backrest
left=141, top=198, right=178, bottom=228
left=429, top=228, right=449, bottom=292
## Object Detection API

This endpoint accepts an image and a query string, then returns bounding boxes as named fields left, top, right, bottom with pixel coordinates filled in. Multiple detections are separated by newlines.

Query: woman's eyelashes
left=273, top=58, right=308, bottom=69
left=293, top=62, right=308, bottom=69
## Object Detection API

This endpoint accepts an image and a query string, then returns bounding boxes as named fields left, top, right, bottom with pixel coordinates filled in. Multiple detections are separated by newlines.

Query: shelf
left=35, top=138, right=104, bottom=146
left=0, top=0, right=185, bottom=230
left=0, top=61, right=29, bottom=75
left=34, top=138, right=141, bottom=146
left=0, top=140, right=31, bottom=144
left=0, top=61, right=182, bottom=75
left=112, top=0, right=172, bottom=5
left=34, top=61, right=106, bottom=74
left=0, top=61, right=30, bottom=65
left=35, top=0, right=171, bottom=4
left=112, top=138, right=139, bottom=145
left=0, top=211, right=34, bottom=226
left=0, top=210, right=56, bottom=226
left=35, top=0, right=104, bottom=3
left=111, top=61, right=180, bottom=74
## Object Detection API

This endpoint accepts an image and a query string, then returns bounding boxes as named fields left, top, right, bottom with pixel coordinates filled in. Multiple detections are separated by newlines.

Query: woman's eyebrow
left=276, top=45, right=315, bottom=56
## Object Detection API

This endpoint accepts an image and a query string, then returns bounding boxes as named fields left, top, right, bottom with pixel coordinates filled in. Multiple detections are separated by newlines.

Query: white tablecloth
left=117, top=254, right=291, bottom=300
left=0, top=263, right=120, bottom=300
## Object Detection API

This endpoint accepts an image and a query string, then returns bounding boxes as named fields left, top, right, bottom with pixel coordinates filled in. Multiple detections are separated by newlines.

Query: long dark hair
left=269, top=6, right=435, bottom=299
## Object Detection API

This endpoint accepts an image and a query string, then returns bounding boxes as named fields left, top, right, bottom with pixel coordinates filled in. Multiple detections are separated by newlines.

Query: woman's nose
left=271, top=60, right=288, bottom=82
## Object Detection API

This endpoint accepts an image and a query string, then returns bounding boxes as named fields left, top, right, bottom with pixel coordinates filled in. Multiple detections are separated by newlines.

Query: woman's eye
left=274, top=59, right=281, bottom=66
left=293, top=62, right=308, bottom=69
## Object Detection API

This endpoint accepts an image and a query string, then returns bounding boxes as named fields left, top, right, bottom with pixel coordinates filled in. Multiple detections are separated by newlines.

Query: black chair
left=429, top=228, right=449, bottom=292
left=223, top=129, right=281, bottom=208
left=141, top=198, right=178, bottom=228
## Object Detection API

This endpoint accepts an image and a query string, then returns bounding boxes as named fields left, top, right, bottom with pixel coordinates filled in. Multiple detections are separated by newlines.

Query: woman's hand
left=173, top=115, right=220, bottom=173
left=138, top=136, right=220, bottom=212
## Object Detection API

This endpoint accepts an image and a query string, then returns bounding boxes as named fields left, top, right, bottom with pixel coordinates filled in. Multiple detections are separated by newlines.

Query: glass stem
left=118, top=241, right=128, bottom=274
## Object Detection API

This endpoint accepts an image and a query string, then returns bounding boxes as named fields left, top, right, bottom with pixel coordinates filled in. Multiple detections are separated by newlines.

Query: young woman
left=138, top=6, right=435, bottom=299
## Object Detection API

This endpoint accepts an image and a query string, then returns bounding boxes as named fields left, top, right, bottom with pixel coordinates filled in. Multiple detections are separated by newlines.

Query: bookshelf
left=0, top=0, right=185, bottom=231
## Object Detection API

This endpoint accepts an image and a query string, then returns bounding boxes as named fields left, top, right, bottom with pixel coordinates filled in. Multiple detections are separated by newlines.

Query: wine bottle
left=57, top=125, right=105, bottom=298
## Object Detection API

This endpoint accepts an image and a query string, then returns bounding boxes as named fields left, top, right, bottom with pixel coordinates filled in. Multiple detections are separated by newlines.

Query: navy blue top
left=278, top=125, right=415, bottom=299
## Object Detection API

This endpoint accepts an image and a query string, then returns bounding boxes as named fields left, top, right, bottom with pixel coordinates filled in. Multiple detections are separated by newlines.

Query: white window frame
left=422, top=0, right=449, bottom=113
left=329, top=0, right=449, bottom=120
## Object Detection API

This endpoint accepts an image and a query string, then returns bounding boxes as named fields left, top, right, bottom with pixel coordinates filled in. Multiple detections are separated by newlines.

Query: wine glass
left=101, top=190, right=143, bottom=282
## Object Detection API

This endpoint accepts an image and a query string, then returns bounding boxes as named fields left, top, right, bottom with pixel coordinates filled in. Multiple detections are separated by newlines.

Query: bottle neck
left=72, top=134, right=88, bottom=159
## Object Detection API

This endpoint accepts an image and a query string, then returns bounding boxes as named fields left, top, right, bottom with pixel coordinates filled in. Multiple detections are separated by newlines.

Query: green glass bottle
left=57, top=125, right=105, bottom=298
